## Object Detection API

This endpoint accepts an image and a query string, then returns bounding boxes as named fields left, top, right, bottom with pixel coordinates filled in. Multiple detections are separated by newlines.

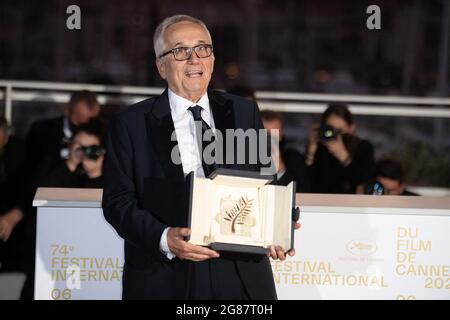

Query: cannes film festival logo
left=346, top=239, right=378, bottom=256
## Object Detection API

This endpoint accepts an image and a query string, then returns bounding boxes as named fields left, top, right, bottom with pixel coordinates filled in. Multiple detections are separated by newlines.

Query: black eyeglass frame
left=158, top=44, right=214, bottom=61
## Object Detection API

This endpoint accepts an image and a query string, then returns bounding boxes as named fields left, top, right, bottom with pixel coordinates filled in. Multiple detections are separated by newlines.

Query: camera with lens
left=79, top=145, right=106, bottom=160
left=318, top=125, right=341, bottom=141
left=364, top=180, right=385, bottom=195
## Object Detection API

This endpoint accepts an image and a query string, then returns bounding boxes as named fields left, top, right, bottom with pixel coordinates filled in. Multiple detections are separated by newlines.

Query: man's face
left=69, top=101, right=100, bottom=126
left=156, top=21, right=214, bottom=102
left=377, top=176, right=405, bottom=195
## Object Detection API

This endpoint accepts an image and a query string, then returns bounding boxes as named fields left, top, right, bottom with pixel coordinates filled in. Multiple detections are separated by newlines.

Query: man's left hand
left=268, top=222, right=301, bottom=260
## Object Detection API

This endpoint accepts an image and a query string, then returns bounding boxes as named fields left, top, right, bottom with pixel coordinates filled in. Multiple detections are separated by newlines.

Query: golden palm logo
left=215, top=195, right=255, bottom=236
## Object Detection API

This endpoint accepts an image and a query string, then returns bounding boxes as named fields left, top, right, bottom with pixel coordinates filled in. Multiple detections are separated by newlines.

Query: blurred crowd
left=0, top=87, right=418, bottom=298
left=0, top=90, right=106, bottom=299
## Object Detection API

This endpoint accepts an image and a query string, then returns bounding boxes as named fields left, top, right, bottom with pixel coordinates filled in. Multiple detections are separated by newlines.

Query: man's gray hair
left=153, top=14, right=212, bottom=58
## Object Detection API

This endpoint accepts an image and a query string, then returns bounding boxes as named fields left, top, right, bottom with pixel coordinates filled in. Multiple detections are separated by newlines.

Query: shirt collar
left=168, top=88, right=210, bottom=119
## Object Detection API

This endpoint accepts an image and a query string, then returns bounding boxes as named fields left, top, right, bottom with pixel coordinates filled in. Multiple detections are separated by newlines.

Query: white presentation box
left=188, top=169, right=298, bottom=255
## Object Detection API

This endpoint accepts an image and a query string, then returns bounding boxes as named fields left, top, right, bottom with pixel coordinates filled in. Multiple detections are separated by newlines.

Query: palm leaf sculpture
left=223, top=196, right=253, bottom=233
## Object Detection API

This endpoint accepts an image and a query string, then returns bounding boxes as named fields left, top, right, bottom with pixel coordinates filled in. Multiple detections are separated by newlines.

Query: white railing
left=408, top=187, right=450, bottom=197
left=1, top=79, right=449, bottom=196
left=1, top=79, right=450, bottom=123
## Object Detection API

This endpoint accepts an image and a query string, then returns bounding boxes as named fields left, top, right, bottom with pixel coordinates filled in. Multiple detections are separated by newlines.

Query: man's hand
left=0, top=208, right=23, bottom=242
left=268, top=222, right=301, bottom=261
left=167, top=227, right=220, bottom=262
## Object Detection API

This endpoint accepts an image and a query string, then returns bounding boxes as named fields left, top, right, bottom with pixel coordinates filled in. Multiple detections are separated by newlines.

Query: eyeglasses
left=159, top=44, right=213, bottom=61
left=76, top=145, right=106, bottom=161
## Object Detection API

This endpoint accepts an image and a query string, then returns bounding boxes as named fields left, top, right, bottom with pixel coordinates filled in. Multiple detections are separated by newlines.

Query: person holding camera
left=362, top=159, right=419, bottom=196
left=305, top=103, right=375, bottom=194
left=25, top=90, right=100, bottom=180
left=42, top=122, right=105, bottom=189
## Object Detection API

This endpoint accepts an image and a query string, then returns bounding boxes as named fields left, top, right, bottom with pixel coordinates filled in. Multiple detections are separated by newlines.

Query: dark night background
left=1, top=0, right=449, bottom=187
left=0, top=0, right=448, bottom=95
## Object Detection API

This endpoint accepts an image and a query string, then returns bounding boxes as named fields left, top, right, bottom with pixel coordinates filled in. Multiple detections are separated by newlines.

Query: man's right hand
left=167, top=227, right=220, bottom=262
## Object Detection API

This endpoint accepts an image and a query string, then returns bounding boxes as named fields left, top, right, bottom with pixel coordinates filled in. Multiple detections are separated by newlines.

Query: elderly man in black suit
left=102, top=14, right=298, bottom=300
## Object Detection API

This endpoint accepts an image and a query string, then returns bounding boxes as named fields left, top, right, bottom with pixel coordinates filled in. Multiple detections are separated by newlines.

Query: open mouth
left=185, top=70, right=203, bottom=78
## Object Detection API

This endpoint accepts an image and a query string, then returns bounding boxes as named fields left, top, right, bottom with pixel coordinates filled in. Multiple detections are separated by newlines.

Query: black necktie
left=188, top=105, right=216, bottom=177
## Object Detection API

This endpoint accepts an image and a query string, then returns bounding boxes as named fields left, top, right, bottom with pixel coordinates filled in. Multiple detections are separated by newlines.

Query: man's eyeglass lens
left=163, top=45, right=213, bottom=60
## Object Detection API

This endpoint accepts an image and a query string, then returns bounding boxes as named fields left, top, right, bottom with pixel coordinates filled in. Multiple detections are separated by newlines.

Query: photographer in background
left=26, top=90, right=100, bottom=180
left=363, top=159, right=419, bottom=196
left=42, top=121, right=105, bottom=189
left=20, top=119, right=105, bottom=299
left=305, top=103, right=375, bottom=194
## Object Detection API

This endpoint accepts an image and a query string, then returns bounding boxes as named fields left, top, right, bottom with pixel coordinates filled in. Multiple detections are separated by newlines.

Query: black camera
left=79, top=145, right=106, bottom=160
left=364, top=180, right=385, bottom=195
left=318, top=125, right=341, bottom=141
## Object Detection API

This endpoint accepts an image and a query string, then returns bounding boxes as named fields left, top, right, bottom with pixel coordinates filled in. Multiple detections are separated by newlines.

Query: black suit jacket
left=25, top=116, right=67, bottom=172
left=102, top=89, right=277, bottom=300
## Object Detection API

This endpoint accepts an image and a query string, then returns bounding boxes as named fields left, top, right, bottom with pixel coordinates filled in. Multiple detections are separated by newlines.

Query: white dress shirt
left=159, top=89, right=216, bottom=259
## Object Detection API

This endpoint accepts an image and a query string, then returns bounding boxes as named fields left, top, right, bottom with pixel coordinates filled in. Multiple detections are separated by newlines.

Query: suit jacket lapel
left=208, top=89, right=235, bottom=168
left=145, top=88, right=235, bottom=180
left=145, top=89, right=184, bottom=182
